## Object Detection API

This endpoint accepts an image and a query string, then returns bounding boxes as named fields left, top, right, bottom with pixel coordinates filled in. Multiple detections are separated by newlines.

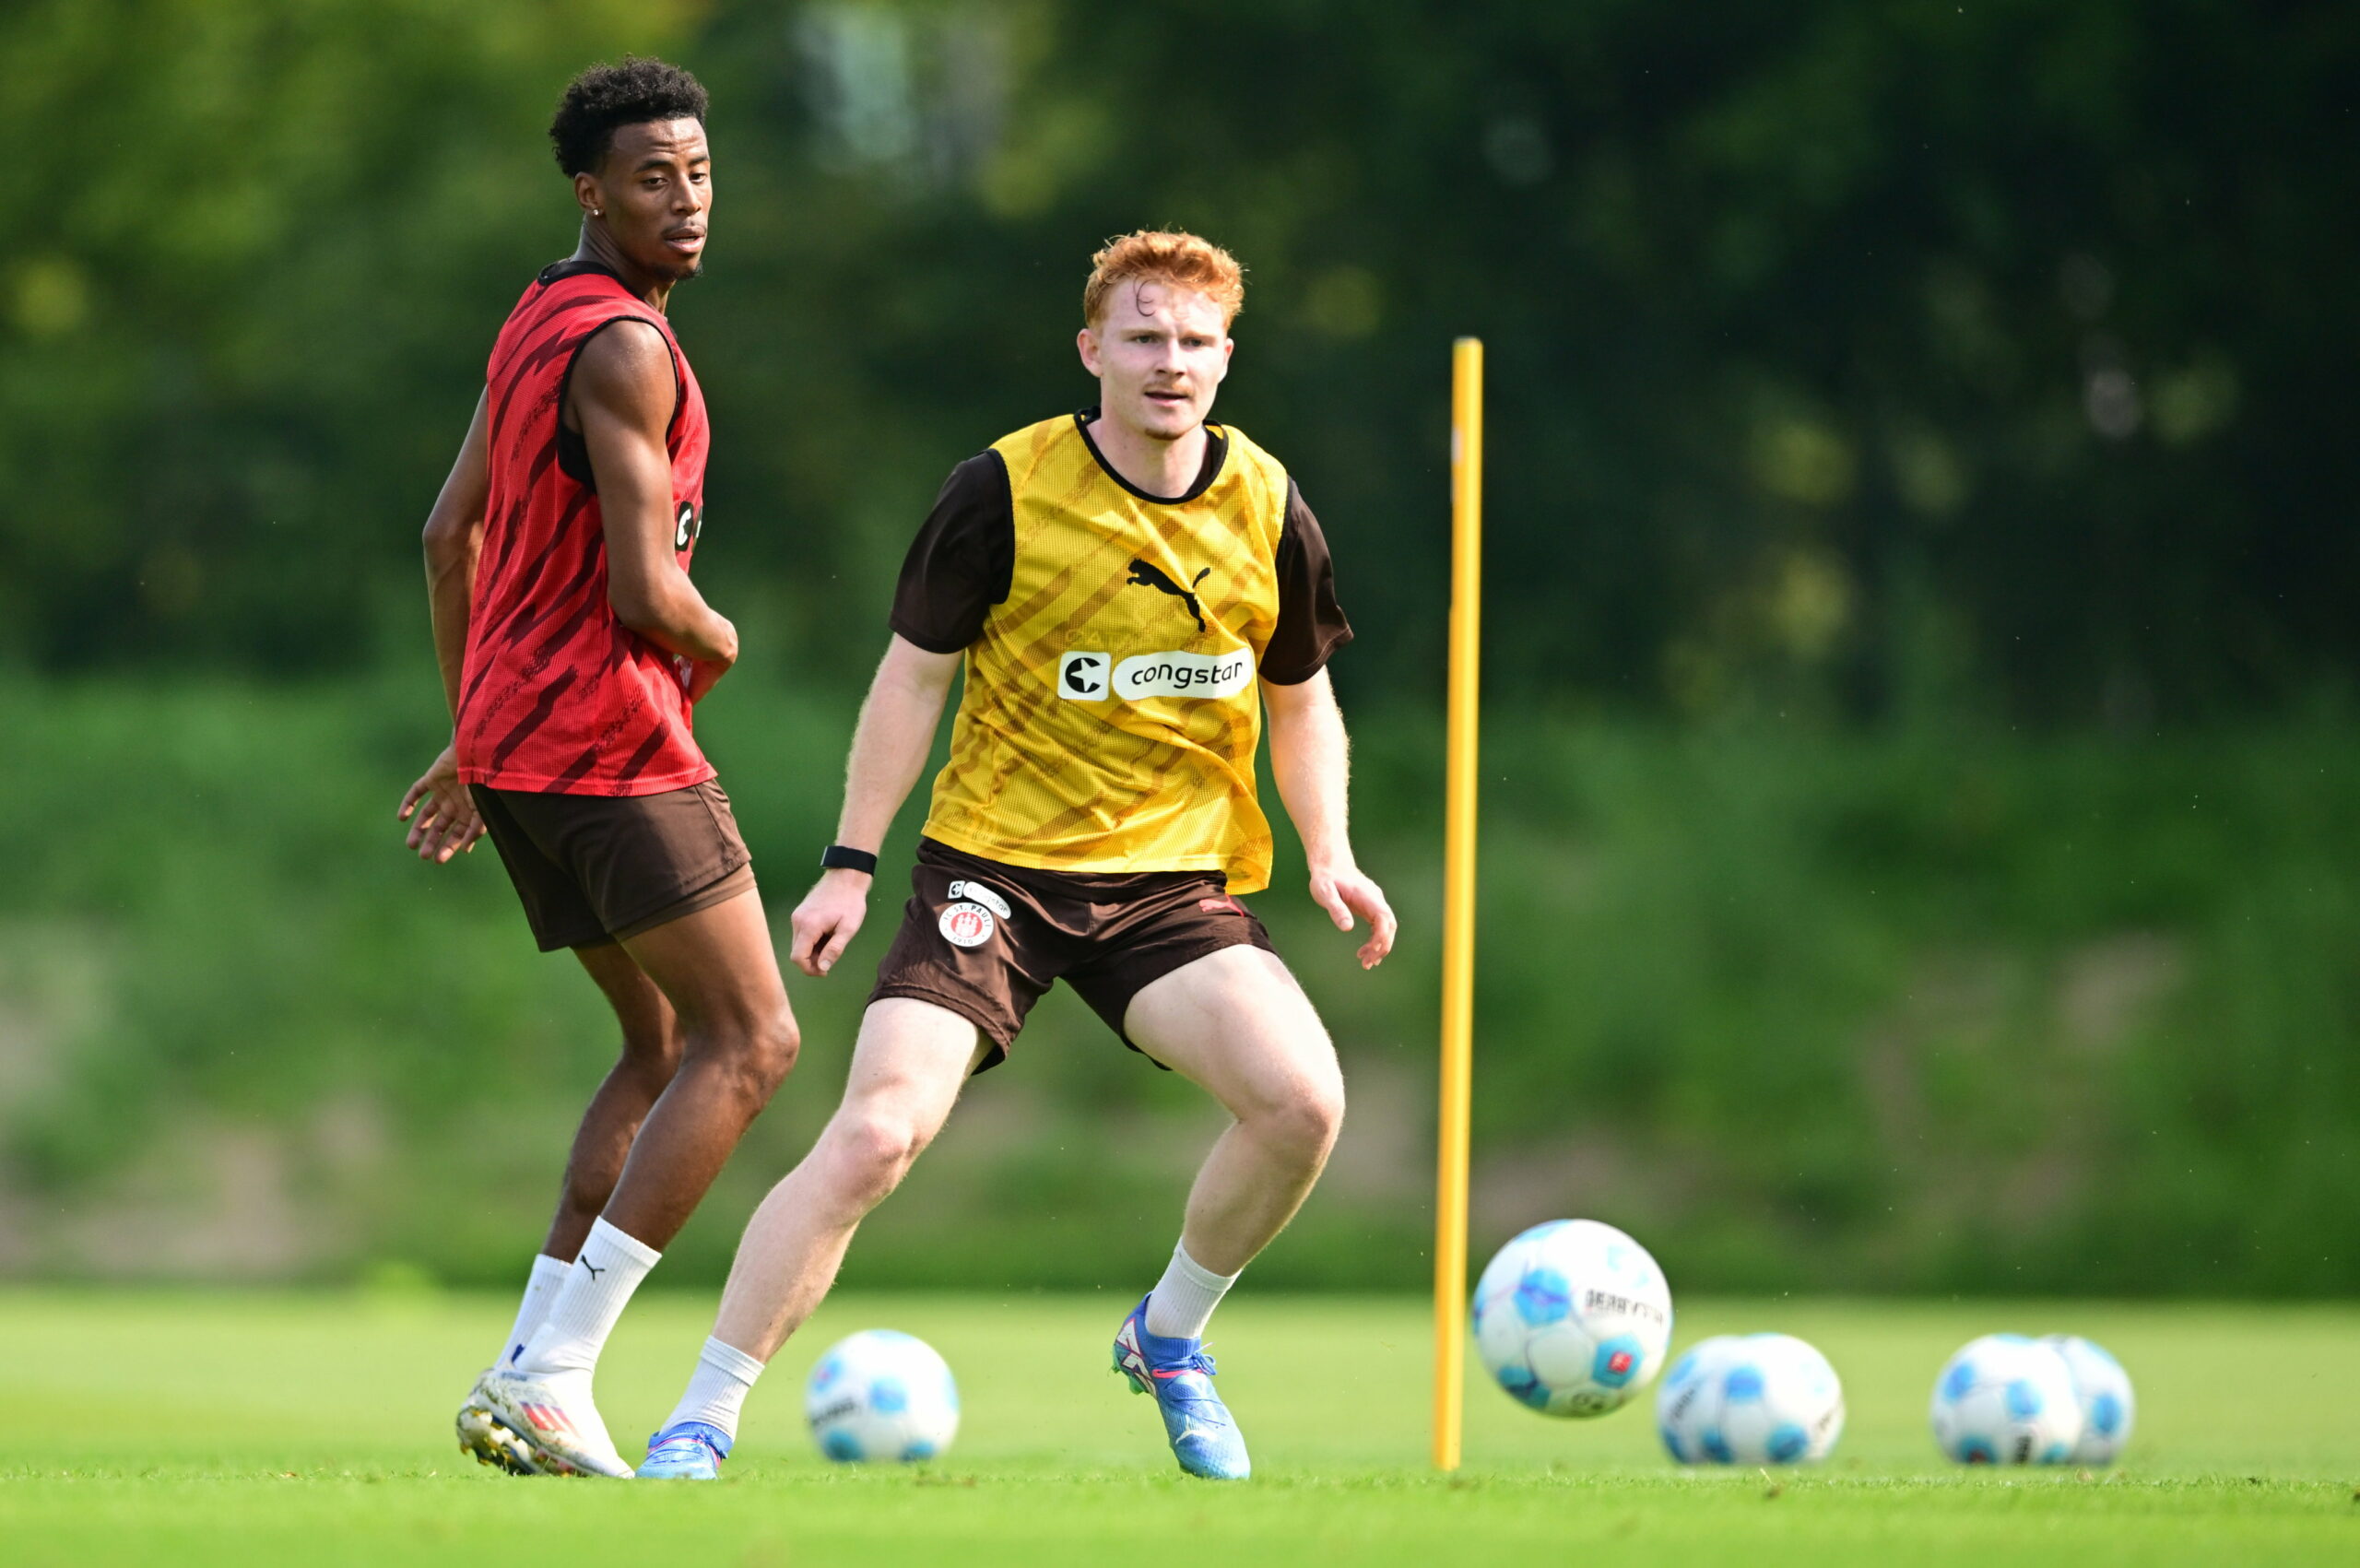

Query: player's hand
left=671, top=614, right=738, bottom=705
left=790, top=867, right=871, bottom=977
left=397, top=742, right=485, bottom=864
left=681, top=654, right=731, bottom=704
left=1310, top=862, right=1397, bottom=970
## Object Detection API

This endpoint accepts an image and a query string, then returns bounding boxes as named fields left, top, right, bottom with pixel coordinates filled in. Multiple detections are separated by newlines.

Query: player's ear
left=573, top=170, right=603, bottom=222
left=1076, top=325, right=1103, bottom=377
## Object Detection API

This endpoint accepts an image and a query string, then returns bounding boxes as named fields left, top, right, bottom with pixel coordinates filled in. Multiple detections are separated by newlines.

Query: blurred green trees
left=3, top=0, right=2354, bottom=719
left=1, top=3, right=2355, bottom=1291
left=5, top=677, right=2355, bottom=1293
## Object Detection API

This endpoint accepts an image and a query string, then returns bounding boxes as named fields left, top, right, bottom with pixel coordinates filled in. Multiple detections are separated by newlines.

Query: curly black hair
left=549, top=56, right=708, bottom=176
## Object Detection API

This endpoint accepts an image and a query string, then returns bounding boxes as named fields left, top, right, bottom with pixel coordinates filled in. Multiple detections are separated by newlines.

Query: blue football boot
left=636, top=1421, right=730, bottom=1480
left=1112, top=1293, right=1251, bottom=1480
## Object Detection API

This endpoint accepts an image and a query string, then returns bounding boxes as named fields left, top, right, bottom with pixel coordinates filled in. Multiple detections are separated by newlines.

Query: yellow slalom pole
left=1434, top=337, right=1483, bottom=1471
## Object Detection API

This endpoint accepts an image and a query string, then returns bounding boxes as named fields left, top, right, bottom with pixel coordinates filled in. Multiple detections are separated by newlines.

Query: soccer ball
left=2044, top=1335, right=2135, bottom=1465
left=1654, top=1334, right=1741, bottom=1461
left=1930, top=1334, right=2083, bottom=1465
left=1660, top=1333, right=1845, bottom=1465
left=1471, top=1219, right=1673, bottom=1417
left=805, top=1329, right=961, bottom=1463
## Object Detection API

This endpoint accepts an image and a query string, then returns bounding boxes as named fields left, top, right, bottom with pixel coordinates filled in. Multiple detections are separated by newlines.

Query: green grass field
left=1, top=1291, right=2353, bottom=1565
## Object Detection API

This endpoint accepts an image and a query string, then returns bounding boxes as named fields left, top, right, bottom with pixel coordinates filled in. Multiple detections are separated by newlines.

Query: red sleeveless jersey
left=455, top=261, right=714, bottom=796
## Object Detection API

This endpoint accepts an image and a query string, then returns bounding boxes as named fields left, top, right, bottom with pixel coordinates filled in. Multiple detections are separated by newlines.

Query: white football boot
left=456, top=1369, right=545, bottom=1475
left=466, top=1367, right=635, bottom=1478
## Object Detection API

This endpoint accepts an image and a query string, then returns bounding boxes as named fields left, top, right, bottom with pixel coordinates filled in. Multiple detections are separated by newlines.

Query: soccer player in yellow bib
left=639, top=231, right=1396, bottom=1481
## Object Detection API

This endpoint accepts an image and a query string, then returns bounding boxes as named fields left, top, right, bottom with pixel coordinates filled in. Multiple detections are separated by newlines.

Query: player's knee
left=1272, top=1076, right=1346, bottom=1162
left=742, top=1008, right=800, bottom=1097
left=827, top=1107, right=926, bottom=1203
left=695, top=1006, right=797, bottom=1111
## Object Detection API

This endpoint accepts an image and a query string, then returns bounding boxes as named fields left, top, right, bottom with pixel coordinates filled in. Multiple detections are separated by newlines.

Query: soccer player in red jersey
left=395, top=58, right=796, bottom=1479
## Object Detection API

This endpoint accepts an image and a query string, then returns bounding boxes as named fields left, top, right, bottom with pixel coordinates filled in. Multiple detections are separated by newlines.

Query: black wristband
left=820, top=844, right=879, bottom=875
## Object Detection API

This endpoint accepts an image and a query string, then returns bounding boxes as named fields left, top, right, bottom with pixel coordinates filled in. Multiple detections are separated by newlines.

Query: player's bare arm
left=572, top=320, right=738, bottom=700
left=789, top=635, right=962, bottom=978
left=1263, top=668, right=1396, bottom=969
left=397, top=388, right=492, bottom=864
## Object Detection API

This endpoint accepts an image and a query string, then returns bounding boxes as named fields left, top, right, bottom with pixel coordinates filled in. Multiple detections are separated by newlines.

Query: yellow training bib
left=921, top=414, right=1292, bottom=892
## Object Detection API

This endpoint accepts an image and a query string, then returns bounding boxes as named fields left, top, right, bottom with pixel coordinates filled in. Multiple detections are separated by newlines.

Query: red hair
left=1083, top=230, right=1246, bottom=326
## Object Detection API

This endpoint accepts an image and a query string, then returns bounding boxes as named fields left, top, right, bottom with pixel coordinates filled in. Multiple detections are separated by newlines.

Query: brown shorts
left=472, top=779, right=755, bottom=952
left=870, top=838, right=1277, bottom=1071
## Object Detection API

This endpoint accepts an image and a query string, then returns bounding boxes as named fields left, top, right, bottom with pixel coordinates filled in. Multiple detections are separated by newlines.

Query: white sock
left=496, top=1254, right=572, bottom=1370
left=663, top=1336, right=766, bottom=1444
left=1144, top=1242, right=1239, bottom=1341
left=514, top=1218, right=661, bottom=1378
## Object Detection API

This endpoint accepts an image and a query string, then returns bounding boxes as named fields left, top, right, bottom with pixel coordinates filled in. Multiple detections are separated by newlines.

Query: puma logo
left=1127, top=559, right=1212, bottom=634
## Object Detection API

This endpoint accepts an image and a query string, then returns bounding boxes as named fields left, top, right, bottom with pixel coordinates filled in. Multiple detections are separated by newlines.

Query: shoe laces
left=648, top=1428, right=722, bottom=1462
left=1154, top=1342, right=1219, bottom=1380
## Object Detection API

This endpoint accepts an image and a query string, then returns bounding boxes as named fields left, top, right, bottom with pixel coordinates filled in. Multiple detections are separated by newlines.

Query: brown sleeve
left=889, top=450, right=1014, bottom=654
left=1261, top=478, right=1353, bottom=685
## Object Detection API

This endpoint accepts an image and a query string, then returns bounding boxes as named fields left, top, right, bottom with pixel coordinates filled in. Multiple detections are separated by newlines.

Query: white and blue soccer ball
left=1471, top=1219, right=1673, bottom=1418
left=2044, top=1334, right=2135, bottom=1465
left=805, top=1329, right=960, bottom=1464
left=1658, top=1332, right=1844, bottom=1466
left=1930, top=1334, right=2083, bottom=1466
left=1655, top=1334, right=1741, bottom=1460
